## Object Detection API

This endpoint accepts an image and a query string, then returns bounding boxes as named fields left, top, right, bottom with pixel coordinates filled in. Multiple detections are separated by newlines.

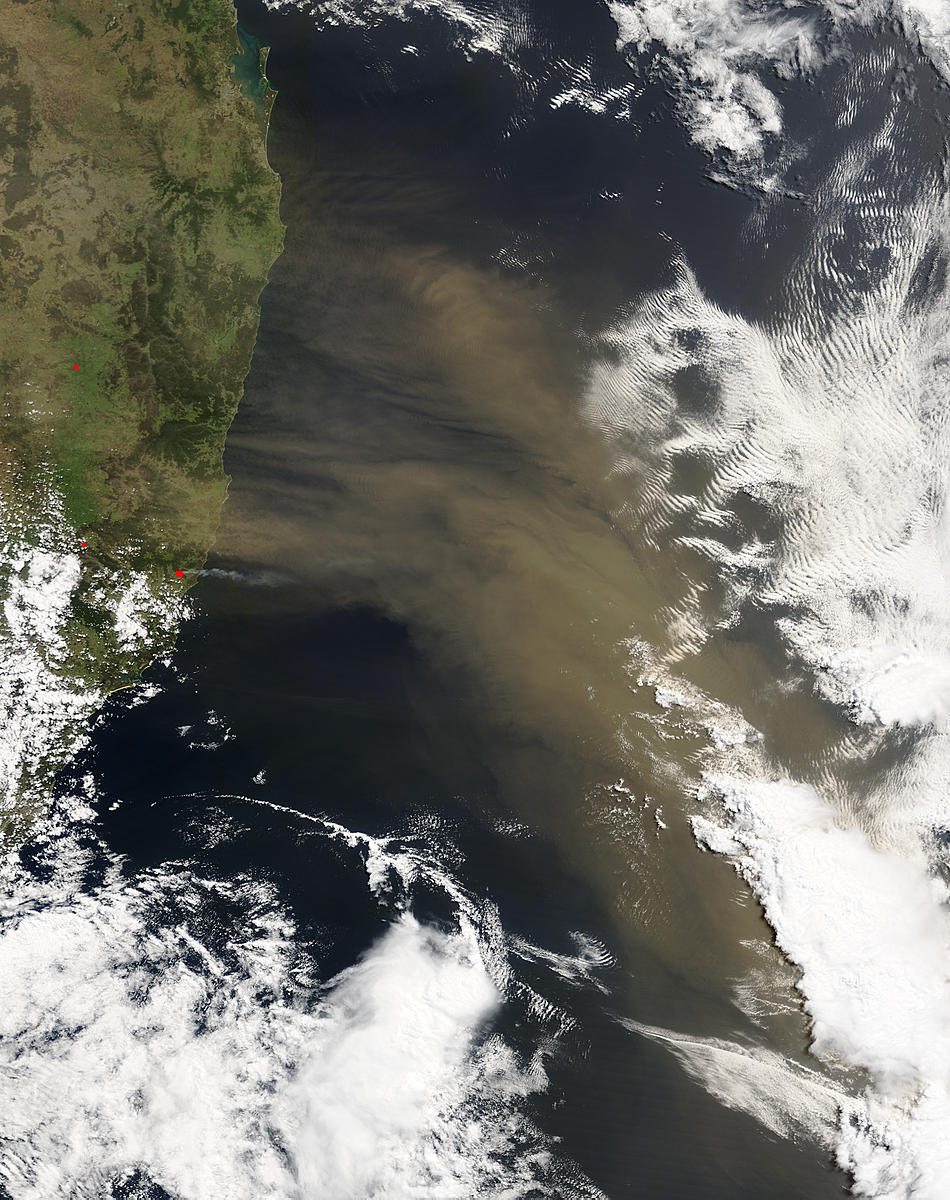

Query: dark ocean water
left=42, top=0, right=868, bottom=1194
left=14, top=1, right=950, bottom=1196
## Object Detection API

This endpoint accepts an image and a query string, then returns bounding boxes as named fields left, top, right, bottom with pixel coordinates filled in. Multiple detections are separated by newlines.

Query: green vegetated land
left=0, top=0, right=282, bottom=837
left=0, top=0, right=282, bottom=579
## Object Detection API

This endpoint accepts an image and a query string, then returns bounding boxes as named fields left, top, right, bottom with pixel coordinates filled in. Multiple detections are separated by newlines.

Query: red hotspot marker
left=72, top=364, right=79, bottom=371
left=80, top=541, right=87, bottom=549
left=175, top=570, right=184, bottom=577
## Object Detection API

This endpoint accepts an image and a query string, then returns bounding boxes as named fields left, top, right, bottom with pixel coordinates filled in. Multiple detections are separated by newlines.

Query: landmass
left=0, top=0, right=283, bottom=836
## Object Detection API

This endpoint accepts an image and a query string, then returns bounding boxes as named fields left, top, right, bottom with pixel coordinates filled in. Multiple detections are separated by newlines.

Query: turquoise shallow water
left=229, top=21, right=270, bottom=106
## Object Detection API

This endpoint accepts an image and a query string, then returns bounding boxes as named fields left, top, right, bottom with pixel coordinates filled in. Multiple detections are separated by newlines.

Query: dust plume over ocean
left=4, top=0, right=950, bottom=1196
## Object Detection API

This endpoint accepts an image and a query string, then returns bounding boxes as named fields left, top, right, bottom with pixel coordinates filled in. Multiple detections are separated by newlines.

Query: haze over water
left=221, top=1, right=950, bottom=1191
left=4, top=0, right=950, bottom=1195
left=214, top=0, right=925, bottom=1189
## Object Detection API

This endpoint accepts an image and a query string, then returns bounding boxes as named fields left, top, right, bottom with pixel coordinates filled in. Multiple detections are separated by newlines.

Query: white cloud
left=0, top=810, right=605, bottom=1199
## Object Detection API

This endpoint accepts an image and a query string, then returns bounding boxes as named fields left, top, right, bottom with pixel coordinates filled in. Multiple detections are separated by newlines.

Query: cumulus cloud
left=0, top=807, right=605, bottom=1200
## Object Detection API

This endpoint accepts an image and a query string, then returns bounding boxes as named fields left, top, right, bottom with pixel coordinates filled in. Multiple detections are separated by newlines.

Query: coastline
left=0, top=0, right=283, bottom=836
